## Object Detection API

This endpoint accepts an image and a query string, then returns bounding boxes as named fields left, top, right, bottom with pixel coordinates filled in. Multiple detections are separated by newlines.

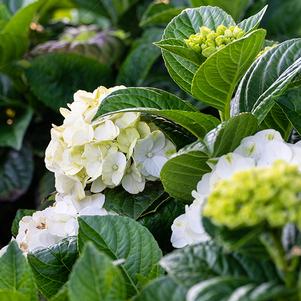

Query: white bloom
left=171, top=198, right=209, bottom=248
left=63, top=115, right=94, bottom=147
left=82, top=143, right=103, bottom=180
left=133, top=130, right=176, bottom=178
left=55, top=173, right=86, bottom=201
left=113, top=112, right=140, bottom=129
left=102, top=151, right=127, bottom=186
left=117, top=127, right=140, bottom=156
left=94, top=120, right=120, bottom=142
left=90, top=177, right=106, bottom=193
left=122, top=162, right=145, bottom=194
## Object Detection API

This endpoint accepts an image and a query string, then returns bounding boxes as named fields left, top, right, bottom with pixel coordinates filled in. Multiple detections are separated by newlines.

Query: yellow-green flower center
left=203, top=161, right=301, bottom=229
left=185, top=25, right=245, bottom=58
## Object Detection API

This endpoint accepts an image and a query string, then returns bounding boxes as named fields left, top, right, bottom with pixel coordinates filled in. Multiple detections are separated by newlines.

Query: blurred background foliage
left=0, top=0, right=300, bottom=247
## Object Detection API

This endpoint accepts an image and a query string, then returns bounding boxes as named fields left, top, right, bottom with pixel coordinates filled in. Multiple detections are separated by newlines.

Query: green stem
left=260, top=231, right=297, bottom=289
left=219, top=110, right=225, bottom=122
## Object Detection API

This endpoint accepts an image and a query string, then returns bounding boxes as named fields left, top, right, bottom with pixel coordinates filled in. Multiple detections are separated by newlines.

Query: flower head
left=203, top=161, right=301, bottom=229
left=185, top=25, right=245, bottom=58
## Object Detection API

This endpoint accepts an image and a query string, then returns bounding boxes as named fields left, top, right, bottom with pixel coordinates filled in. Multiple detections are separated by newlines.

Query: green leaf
left=155, top=38, right=204, bottom=65
left=26, top=53, right=112, bottom=111
left=0, top=241, right=37, bottom=301
left=27, top=237, right=78, bottom=299
left=161, top=241, right=280, bottom=289
left=0, top=290, right=29, bottom=301
left=49, top=285, right=69, bottom=301
left=78, top=215, right=162, bottom=296
left=237, top=5, right=267, bottom=32
left=95, top=87, right=195, bottom=119
left=187, top=278, right=292, bottom=301
left=231, top=39, right=301, bottom=123
left=160, top=149, right=210, bottom=201
left=145, top=110, right=220, bottom=139
left=190, top=0, right=250, bottom=20
left=140, top=3, right=183, bottom=27
left=68, top=243, right=126, bottom=301
left=133, top=276, right=186, bottom=301
left=0, top=103, right=32, bottom=150
left=103, top=182, right=165, bottom=220
left=11, top=209, right=35, bottom=237
left=191, top=29, right=266, bottom=115
left=0, top=144, right=33, bottom=202
left=260, top=103, right=292, bottom=140
left=0, top=4, right=11, bottom=28
left=117, top=28, right=162, bottom=86
left=277, top=87, right=301, bottom=135
left=0, top=1, right=41, bottom=68
left=203, top=113, right=258, bottom=157
left=161, top=6, right=235, bottom=94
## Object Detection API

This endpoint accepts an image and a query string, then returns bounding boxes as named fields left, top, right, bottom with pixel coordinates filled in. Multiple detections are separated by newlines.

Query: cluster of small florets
left=171, top=129, right=301, bottom=248
left=185, top=25, right=245, bottom=58
left=203, top=161, right=301, bottom=229
left=45, top=86, right=176, bottom=201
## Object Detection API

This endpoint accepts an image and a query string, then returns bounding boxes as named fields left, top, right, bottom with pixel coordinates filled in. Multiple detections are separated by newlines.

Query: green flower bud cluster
left=203, top=161, right=301, bottom=229
left=185, top=25, right=245, bottom=58
left=256, top=44, right=278, bottom=58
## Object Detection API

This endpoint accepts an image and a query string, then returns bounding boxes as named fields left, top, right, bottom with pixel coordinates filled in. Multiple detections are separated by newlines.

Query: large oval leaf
left=191, top=29, right=266, bottom=115
left=231, top=39, right=301, bottom=123
left=78, top=215, right=162, bottom=297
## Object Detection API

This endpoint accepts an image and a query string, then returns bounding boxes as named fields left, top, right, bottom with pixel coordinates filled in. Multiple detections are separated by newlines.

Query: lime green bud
left=256, top=43, right=278, bottom=58
left=203, top=161, right=301, bottom=230
left=185, top=24, right=245, bottom=58
left=216, top=25, right=227, bottom=35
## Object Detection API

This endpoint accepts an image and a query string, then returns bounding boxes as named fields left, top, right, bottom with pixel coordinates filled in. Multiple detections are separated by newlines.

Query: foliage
left=1, top=0, right=301, bottom=301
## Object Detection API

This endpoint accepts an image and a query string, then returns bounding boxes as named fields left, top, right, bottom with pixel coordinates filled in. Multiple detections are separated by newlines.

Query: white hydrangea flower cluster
left=171, top=129, right=301, bottom=248
left=45, top=86, right=176, bottom=200
left=15, top=193, right=108, bottom=254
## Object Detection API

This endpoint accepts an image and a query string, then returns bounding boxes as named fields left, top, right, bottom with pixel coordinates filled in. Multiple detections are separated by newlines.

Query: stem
left=219, top=110, right=225, bottom=122
left=260, top=231, right=297, bottom=289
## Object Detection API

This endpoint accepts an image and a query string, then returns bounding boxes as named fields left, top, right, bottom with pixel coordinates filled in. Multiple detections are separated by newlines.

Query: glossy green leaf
left=140, top=3, right=183, bottom=27
left=160, top=149, right=210, bottom=201
left=49, top=285, right=69, bottom=301
left=192, top=29, right=266, bottom=115
left=104, top=182, right=165, bottom=220
left=0, top=144, right=33, bottom=202
left=203, top=113, right=258, bottom=157
left=69, top=243, right=126, bottom=301
left=0, top=290, right=29, bottom=301
left=26, top=53, right=112, bottom=111
left=78, top=216, right=162, bottom=296
left=231, top=39, right=301, bottom=123
left=276, top=86, right=301, bottom=135
left=133, top=276, right=186, bottom=301
left=161, top=6, right=235, bottom=94
left=95, top=87, right=195, bottom=119
left=28, top=237, right=78, bottom=299
left=0, top=241, right=37, bottom=301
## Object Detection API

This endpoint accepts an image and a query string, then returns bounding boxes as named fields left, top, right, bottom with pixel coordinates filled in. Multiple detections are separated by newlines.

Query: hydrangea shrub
left=2, top=2, right=301, bottom=301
